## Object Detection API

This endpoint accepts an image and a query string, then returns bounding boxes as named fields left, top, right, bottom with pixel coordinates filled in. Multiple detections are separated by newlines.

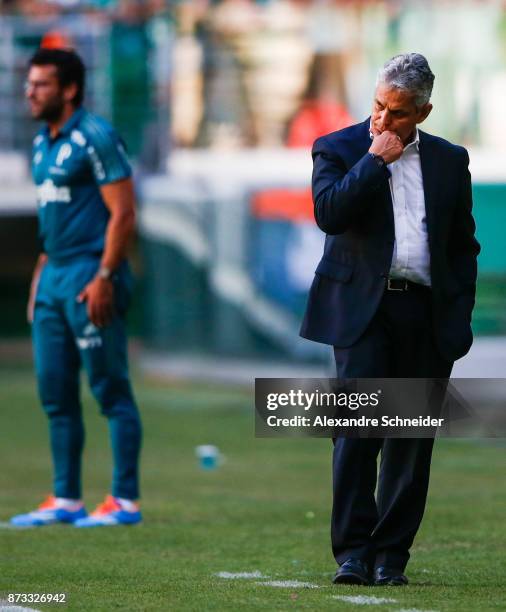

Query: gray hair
left=376, top=53, right=434, bottom=107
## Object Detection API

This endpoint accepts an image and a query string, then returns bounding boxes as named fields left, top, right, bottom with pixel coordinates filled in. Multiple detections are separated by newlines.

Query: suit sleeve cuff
left=351, top=152, right=391, bottom=191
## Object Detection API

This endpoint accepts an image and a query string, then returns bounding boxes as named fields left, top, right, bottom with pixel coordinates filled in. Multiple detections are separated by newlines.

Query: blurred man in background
left=10, top=48, right=142, bottom=528
left=301, top=53, right=479, bottom=585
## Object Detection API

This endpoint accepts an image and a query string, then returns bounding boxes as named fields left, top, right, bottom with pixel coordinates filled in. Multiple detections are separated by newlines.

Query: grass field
left=0, top=363, right=505, bottom=611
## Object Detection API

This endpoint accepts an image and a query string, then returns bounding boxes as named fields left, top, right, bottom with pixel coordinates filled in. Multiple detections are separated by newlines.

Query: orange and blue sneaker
left=10, top=495, right=87, bottom=527
left=74, top=495, right=142, bottom=527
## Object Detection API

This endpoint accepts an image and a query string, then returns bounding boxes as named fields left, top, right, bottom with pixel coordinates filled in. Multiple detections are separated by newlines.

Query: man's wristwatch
left=369, top=152, right=387, bottom=168
left=97, top=266, right=112, bottom=281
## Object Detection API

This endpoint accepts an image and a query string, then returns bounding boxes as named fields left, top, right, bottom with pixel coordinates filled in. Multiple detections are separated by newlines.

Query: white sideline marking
left=216, top=571, right=265, bottom=579
left=0, top=604, right=42, bottom=612
left=333, top=595, right=397, bottom=605
left=257, top=580, right=319, bottom=589
left=398, top=609, right=439, bottom=612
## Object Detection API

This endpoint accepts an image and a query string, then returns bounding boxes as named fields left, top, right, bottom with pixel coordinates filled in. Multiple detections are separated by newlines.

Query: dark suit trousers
left=332, top=286, right=453, bottom=571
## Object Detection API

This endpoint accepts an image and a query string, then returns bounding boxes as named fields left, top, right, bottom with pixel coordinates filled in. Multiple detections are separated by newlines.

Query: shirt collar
left=44, top=107, right=85, bottom=139
left=407, top=126, right=420, bottom=150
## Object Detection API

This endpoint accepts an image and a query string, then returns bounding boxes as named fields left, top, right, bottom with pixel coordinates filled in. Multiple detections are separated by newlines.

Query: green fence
left=472, top=184, right=506, bottom=334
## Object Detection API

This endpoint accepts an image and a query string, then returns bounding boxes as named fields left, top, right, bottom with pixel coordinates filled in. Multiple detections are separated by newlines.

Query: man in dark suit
left=300, top=53, right=480, bottom=586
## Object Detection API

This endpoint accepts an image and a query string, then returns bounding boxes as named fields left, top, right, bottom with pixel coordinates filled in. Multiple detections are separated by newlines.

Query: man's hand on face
left=77, top=276, right=114, bottom=328
left=369, top=128, right=404, bottom=164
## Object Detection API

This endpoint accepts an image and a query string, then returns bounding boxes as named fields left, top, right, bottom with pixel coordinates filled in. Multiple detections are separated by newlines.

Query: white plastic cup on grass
left=195, top=445, right=221, bottom=470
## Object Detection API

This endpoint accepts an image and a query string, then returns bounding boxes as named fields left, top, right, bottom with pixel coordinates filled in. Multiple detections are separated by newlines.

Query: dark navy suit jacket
left=300, top=118, right=480, bottom=362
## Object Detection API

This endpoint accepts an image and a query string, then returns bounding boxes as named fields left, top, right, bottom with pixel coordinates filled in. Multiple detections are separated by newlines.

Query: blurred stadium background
left=1, top=0, right=506, bottom=377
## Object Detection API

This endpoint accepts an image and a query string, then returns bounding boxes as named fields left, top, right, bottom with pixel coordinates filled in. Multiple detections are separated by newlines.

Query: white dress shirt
left=386, top=128, right=431, bottom=286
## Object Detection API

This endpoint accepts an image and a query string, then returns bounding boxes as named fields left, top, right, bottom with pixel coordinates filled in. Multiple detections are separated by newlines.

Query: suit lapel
left=418, top=131, right=438, bottom=245
left=356, top=124, right=439, bottom=244
left=357, top=117, right=373, bottom=153
left=358, top=118, right=395, bottom=235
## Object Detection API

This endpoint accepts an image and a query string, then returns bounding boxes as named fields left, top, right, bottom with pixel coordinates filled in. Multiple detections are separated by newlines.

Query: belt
left=386, top=278, right=431, bottom=292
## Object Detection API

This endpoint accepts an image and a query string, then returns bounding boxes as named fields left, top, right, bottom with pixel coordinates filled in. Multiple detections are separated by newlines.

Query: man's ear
left=63, top=82, right=78, bottom=105
left=417, top=103, right=432, bottom=124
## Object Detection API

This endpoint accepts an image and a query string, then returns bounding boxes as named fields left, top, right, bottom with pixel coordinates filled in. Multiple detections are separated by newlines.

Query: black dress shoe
left=333, top=558, right=371, bottom=585
left=374, top=566, right=408, bottom=586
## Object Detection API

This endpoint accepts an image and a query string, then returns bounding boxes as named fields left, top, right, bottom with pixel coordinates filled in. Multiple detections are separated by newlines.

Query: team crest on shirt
left=56, top=143, right=72, bottom=166
left=71, top=130, right=87, bottom=147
